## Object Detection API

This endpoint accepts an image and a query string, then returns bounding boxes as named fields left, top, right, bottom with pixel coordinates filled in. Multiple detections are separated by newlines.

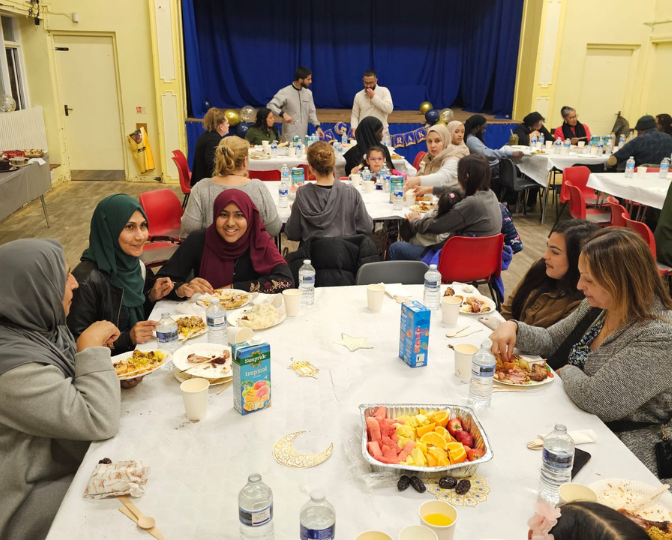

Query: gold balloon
left=224, top=109, right=240, bottom=127
left=435, top=120, right=447, bottom=126
left=440, top=108, right=454, bottom=123
left=419, top=101, right=433, bottom=114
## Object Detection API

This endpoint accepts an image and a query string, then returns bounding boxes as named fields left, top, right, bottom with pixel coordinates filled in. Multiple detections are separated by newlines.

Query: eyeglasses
left=566, top=115, right=577, bottom=120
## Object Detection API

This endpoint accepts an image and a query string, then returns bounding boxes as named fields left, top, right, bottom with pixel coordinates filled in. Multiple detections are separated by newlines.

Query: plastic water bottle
left=562, top=138, right=571, bottom=155
left=659, top=158, right=670, bottom=179
left=539, top=424, right=575, bottom=505
left=278, top=176, right=289, bottom=209
left=598, top=139, right=604, bottom=155
left=333, top=141, right=341, bottom=155
left=296, top=139, right=303, bottom=156
left=468, top=339, right=496, bottom=408
left=422, top=264, right=441, bottom=310
left=538, top=133, right=544, bottom=149
left=156, top=312, right=178, bottom=354
left=625, top=156, right=635, bottom=178
left=618, top=134, right=626, bottom=150
left=281, top=164, right=290, bottom=186
left=393, top=185, right=404, bottom=210
left=361, top=167, right=371, bottom=184
left=299, top=259, right=316, bottom=306
left=271, top=140, right=278, bottom=158
left=605, top=139, right=613, bottom=157
left=206, top=298, right=227, bottom=345
left=300, top=490, right=336, bottom=540
left=530, top=133, right=537, bottom=147
left=553, top=139, right=562, bottom=154
left=239, top=473, right=274, bottom=540
left=382, top=164, right=391, bottom=193
left=341, top=132, right=348, bottom=145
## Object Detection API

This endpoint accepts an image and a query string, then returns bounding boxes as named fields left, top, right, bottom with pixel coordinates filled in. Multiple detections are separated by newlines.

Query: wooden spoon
left=119, top=496, right=156, bottom=530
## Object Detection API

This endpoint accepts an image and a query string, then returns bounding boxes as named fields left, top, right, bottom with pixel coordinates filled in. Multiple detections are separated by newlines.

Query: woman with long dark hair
left=656, top=113, right=672, bottom=135
left=500, top=219, right=599, bottom=327
left=245, top=107, right=280, bottom=145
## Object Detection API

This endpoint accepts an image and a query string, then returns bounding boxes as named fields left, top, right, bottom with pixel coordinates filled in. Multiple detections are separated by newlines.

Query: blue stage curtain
left=181, top=0, right=523, bottom=118
left=185, top=121, right=517, bottom=174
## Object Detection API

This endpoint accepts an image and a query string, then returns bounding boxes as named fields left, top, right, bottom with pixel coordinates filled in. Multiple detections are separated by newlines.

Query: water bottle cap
left=310, top=489, right=326, bottom=501
left=248, top=473, right=261, bottom=483
left=554, top=424, right=568, bottom=433
left=210, top=297, right=220, bottom=305
left=481, top=338, right=492, bottom=349
left=161, top=312, right=171, bottom=318
left=429, top=264, right=437, bottom=270
left=304, top=259, right=311, bottom=264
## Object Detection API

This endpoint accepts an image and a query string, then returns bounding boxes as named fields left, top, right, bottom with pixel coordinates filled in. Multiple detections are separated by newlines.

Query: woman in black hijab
left=344, top=116, right=394, bottom=175
left=513, top=111, right=555, bottom=146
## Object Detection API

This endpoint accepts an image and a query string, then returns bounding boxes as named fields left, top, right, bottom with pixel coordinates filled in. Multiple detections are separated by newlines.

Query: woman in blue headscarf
left=67, top=194, right=174, bottom=354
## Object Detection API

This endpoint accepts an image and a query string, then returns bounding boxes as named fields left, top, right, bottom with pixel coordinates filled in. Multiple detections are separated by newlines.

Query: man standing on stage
left=267, top=66, right=324, bottom=142
left=350, top=70, right=394, bottom=141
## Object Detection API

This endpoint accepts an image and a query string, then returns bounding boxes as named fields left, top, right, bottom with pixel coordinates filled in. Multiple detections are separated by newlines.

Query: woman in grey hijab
left=0, top=239, right=121, bottom=540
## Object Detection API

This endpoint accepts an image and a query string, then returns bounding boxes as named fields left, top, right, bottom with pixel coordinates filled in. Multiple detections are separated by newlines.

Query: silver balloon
left=0, top=95, right=16, bottom=113
left=440, top=108, right=454, bottom=123
left=240, top=105, right=256, bottom=123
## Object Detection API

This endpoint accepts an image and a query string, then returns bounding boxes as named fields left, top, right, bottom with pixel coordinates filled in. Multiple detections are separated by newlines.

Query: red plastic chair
left=413, top=151, right=426, bottom=171
left=249, top=169, right=281, bottom=181
left=636, top=167, right=659, bottom=172
left=171, top=156, right=192, bottom=209
left=623, top=215, right=672, bottom=277
left=605, top=196, right=630, bottom=227
left=298, top=164, right=316, bottom=181
left=437, top=234, right=504, bottom=309
left=139, top=189, right=183, bottom=240
left=565, top=183, right=610, bottom=225
left=553, top=166, right=599, bottom=228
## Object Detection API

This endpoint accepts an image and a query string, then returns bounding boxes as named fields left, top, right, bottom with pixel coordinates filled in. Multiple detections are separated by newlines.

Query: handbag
left=656, top=425, right=672, bottom=479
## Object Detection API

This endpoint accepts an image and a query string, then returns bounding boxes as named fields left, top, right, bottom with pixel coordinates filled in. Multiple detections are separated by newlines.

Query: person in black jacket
left=343, top=116, right=394, bottom=176
left=67, top=195, right=175, bottom=355
left=191, top=107, right=229, bottom=186
left=158, top=190, right=293, bottom=297
left=513, top=111, right=555, bottom=146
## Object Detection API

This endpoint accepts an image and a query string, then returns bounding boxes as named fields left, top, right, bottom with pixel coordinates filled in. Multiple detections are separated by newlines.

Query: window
left=0, top=15, right=27, bottom=110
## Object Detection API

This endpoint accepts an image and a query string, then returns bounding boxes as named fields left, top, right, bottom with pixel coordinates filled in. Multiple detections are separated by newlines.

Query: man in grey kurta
left=267, top=66, right=324, bottom=142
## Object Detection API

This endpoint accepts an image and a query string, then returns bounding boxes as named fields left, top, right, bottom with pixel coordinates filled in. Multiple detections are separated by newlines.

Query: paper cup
left=355, top=533, right=393, bottom=540
left=453, top=344, right=478, bottom=383
left=405, top=191, right=416, bottom=206
left=399, top=525, right=438, bottom=540
left=558, top=483, right=598, bottom=505
left=364, top=181, right=375, bottom=193
left=637, top=166, right=648, bottom=178
left=419, top=501, right=458, bottom=540
left=367, top=284, right=385, bottom=311
left=180, top=378, right=210, bottom=421
left=227, top=326, right=253, bottom=344
left=577, top=141, right=585, bottom=148
left=351, top=174, right=362, bottom=187
left=545, top=141, right=553, bottom=149
left=282, top=289, right=302, bottom=317
left=590, top=145, right=598, bottom=155
left=441, top=297, right=462, bottom=326
left=261, top=140, right=269, bottom=147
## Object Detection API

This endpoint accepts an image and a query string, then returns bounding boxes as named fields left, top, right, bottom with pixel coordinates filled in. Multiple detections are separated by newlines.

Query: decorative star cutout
left=333, top=333, right=373, bottom=352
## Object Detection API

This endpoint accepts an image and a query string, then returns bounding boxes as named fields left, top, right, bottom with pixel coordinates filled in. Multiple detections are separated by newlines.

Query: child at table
left=399, top=186, right=464, bottom=246
left=351, top=146, right=400, bottom=180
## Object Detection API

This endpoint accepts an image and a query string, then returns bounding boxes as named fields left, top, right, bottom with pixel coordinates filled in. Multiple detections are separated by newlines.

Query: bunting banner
left=414, top=127, right=428, bottom=143
left=391, top=133, right=405, bottom=148
left=334, top=122, right=348, bottom=135
left=323, top=129, right=335, bottom=142
left=404, top=132, right=416, bottom=147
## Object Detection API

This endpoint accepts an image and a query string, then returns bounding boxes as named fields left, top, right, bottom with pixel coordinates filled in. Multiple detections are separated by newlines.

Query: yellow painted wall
left=512, top=0, right=543, bottom=120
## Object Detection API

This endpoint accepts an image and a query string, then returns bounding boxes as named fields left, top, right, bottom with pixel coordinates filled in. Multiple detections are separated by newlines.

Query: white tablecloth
left=500, top=146, right=609, bottom=187
left=47, top=285, right=668, bottom=540
left=266, top=180, right=409, bottom=223
left=248, top=152, right=417, bottom=179
left=588, top=172, right=671, bottom=210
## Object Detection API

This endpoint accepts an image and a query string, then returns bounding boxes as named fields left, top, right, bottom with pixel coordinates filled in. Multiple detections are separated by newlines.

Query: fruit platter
left=360, top=403, right=493, bottom=478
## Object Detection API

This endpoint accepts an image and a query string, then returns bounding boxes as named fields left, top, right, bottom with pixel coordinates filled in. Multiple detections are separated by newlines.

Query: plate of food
left=227, top=303, right=286, bottom=330
left=493, top=354, right=555, bottom=386
left=411, top=202, right=436, bottom=213
left=589, top=478, right=672, bottom=529
left=196, top=289, right=251, bottom=309
left=171, top=343, right=232, bottom=379
left=112, top=349, right=170, bottom=380
left=171, top=315, right=207, bottom=341
left=459, top=295, right=495, bottom=315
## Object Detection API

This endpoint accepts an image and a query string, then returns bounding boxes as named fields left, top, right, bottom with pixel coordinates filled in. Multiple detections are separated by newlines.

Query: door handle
left=64, top=105, right=74, bottom=116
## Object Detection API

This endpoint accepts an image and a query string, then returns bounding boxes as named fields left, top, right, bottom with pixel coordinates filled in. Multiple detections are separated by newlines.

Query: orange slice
left=434, top=426, right=449, bottom=440
left=416, top=423, right=436, bottom=437
left=449, top=445, right=467, bottom=464
left=420, top=432, right=448, bottom=450
left=426, top=453, right=438, bottom=467
left=433, top=410, right=450, bottom=428
left=429, top=447, right=450, bottom=466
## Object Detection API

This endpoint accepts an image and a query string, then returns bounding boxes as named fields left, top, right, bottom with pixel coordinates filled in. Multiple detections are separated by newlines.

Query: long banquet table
left=248, top=152, right=417, bottom=179
left=588, top=172, right=671, bottom=210
left=47, top=285, right=669, bottom=539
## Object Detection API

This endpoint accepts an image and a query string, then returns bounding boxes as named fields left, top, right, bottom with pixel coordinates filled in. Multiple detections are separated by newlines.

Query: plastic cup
left=180, top=378, right=210, bottom=421
left=399, top=525, right=438, bottom=540
left=227, top=326, right=253, bottom=344
left=441, top=297, right=462, bottom=326
left=637, top=166, right=648, bottom=178
left=282, top=289, right=302, bottom=317
left=419, top=501, right=458, bottom=540
left=558, top=483, right=598, bottom=505
left=367, top=284, right=385, bottom=311
left=453, top=344, right=478, bottom=383
left=355, top=533, right=393, bottom=540
left=364, top=181, right=375, bottom=193
left=351, top=174, right=362, bottom=187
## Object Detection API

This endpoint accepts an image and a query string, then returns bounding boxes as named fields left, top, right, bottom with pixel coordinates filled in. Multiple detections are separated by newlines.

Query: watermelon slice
left=367, top=441, right=383, bottom=460
left=397, top=440, right=416, bottom=463
left=366, top=417, right=381, bottom=442
left=377, top=456, right=400, bottom=464
left=373, top=407, right=387, bottom=419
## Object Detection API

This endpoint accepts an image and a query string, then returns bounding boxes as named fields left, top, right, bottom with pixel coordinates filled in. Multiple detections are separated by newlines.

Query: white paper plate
left=459, top=295, right=496, bottom=316
left=589, top=478, right=672, bottom=521
left=195, top=289, right=252, bottom=309
left=171, top=343, right=232, bottom=379
left=172, top=367, right=231, bottom=386
left=111, top=350, right=170, bottom=380
left=493, top=362, right=556, bottom=387
left=227, top=305, right=286, bottom=330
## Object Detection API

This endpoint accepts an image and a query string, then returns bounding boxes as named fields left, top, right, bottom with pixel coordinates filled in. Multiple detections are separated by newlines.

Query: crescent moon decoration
left=273, top=431, right=334, bottom=469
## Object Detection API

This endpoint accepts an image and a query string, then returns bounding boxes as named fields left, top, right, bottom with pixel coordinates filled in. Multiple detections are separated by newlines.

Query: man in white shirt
left=350, top=70, right=394, bottom=140
left=267, top=66, right=324, bottom=142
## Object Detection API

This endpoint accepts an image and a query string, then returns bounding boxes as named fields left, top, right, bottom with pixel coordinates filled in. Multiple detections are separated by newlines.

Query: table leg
left=40, top=195, right=50, bottom=228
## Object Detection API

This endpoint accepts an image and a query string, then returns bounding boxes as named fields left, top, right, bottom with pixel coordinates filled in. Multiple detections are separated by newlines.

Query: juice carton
left=291, top=167, right=305, bottom=187
left=232, top=340, right=271, bottom=415
left=390, top=175, right=404, bottom=203
left=399, top=300, right=430, bottom=368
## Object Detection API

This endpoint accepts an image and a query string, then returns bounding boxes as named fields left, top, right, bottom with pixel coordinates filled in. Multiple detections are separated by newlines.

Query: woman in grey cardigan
left=490, top=228, right=672, bottom=482
left=0, top=240, right=121, bottom=540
